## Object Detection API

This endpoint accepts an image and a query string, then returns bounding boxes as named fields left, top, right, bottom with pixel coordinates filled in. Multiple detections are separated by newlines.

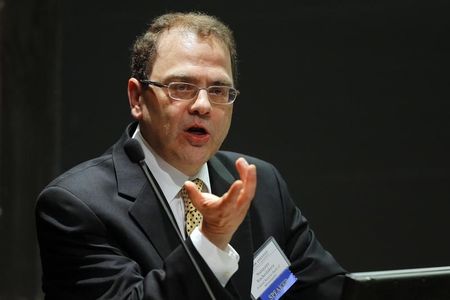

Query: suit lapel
left=113, top=124, right=180, bottom=260
left=208, top=155, right=254, bottom=298
left=129, top=183, right=181, bottom=259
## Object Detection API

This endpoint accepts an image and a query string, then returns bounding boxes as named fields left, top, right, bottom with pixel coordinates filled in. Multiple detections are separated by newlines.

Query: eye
left=208, top=86, right=227, bottom=96
left=171, top=83, right=195, bottom=92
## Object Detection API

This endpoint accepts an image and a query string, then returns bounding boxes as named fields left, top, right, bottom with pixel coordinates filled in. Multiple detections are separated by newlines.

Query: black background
left=1, top=0, right=450, bottom=298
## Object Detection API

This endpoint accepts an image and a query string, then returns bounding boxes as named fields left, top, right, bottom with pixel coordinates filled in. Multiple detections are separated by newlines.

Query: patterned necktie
left=181, top=178, right=204, bottom=236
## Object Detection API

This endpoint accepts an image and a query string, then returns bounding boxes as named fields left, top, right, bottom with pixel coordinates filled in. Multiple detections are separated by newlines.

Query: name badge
left=251, top=237, right=298, bottom=300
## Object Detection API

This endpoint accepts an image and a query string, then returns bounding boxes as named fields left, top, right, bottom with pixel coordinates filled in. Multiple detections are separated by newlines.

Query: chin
left=182, top=149, right=212, bottom=165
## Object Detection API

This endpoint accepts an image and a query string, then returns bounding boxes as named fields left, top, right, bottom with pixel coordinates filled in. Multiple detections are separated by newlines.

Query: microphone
left=124, top=139, right=216, bottom=300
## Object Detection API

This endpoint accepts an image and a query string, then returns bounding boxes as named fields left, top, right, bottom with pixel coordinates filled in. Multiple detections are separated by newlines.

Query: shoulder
left=213, top=150, right=280, bottom=178
left=48, top=153, right=113, bottom=189
left=45, top=122, right=134, bottom=191
left=38, top=151, right=115, bottom=208
left=35, top=152, right=119, bottom=226
left=214, top=150, right=269, bottom=165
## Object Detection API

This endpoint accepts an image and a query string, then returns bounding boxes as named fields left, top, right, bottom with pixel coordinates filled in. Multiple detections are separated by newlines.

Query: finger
left=234, top=165, right=256, bottom=213
left=223, top=180, right=243, bottom=205
left=234, top=158, right=256, bottom=197
left=184, top=181, right=205, bottom=207
left=241, top=164, right=257, bottom=201
left=235, top=157, right=249, bottom=183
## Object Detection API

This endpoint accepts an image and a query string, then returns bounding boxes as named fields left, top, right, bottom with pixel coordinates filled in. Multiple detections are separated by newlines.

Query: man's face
left=130, top=29, right=234, bottom=176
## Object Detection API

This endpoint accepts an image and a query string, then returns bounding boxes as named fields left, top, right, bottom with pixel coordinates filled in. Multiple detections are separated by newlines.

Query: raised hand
left=183, top=157, right=257, bottom=249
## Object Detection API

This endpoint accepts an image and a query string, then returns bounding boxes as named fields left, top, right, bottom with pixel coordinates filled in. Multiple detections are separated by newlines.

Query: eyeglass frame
left=139, top=80, right=239, bottom=105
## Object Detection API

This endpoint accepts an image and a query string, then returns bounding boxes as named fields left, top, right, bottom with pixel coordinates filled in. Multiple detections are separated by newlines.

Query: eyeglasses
left=140, top=80, right=239, bottom=104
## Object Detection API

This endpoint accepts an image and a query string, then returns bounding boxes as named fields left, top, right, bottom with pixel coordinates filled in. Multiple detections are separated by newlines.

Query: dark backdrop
left=1, top=0, right=449, bottom=298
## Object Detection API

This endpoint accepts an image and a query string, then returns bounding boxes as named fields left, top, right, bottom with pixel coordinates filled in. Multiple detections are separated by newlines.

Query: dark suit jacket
left=36, top=123, right=346, bottom=299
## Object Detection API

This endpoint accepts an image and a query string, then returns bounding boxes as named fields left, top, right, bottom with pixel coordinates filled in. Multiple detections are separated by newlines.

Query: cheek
left=139, top=96, right=157, bottom=120
left=215, top=110, right=233, bottom=139
left=161, top=105, right=186, bottom=136
left=223, top=107, right=233, bottom=128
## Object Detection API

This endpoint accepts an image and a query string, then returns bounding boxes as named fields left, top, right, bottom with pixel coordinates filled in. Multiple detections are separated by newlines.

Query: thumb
left=183, top=181, right=204, bottom=208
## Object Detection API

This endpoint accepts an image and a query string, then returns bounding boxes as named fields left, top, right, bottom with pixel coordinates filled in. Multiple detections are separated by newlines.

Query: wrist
left=199, top=224, right=232, bottom=250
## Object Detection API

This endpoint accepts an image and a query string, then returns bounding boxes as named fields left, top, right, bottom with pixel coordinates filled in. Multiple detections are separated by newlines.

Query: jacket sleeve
left=36, top=186, right=236, bottom=300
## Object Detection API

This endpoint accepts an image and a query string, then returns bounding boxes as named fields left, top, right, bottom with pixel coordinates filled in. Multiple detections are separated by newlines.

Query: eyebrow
left=162, top=75, right=233, bottom=87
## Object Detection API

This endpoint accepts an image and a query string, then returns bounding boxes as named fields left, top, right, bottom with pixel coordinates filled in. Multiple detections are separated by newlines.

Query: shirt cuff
left=190, top=227, right=240, bottom=287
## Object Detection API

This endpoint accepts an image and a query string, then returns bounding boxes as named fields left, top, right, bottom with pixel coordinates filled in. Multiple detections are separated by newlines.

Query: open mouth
left=184, top=125, right=210, bottom=145
left=186, top=126, right=208, bottom=135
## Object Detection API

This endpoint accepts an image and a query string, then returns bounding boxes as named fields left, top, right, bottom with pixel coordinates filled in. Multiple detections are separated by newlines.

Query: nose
left=189, top=89, right=211, bottom=115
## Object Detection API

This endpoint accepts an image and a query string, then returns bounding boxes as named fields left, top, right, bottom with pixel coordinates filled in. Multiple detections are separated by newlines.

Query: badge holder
left=251, top=237, right=298, bottom=300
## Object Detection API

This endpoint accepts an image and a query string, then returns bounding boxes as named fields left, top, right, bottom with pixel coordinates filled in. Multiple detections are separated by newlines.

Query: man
left=36, top=12, right=346, bottom=299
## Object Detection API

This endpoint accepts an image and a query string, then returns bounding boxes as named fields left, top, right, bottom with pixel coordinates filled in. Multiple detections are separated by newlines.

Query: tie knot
left=181, top=178, right=203, bottom=208
left=191, top=178, right=204, bottom=191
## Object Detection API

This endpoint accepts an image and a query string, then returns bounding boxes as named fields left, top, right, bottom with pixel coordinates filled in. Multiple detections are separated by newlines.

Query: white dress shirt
left=132, top=126, right=239, bottom=286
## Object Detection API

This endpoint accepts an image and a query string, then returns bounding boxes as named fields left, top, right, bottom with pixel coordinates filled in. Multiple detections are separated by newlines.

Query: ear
left=128, top=78, right=143, bottom=120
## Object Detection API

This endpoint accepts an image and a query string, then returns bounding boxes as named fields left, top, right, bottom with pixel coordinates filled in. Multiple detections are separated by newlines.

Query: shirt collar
left=132, top=126, right=211, bottom=202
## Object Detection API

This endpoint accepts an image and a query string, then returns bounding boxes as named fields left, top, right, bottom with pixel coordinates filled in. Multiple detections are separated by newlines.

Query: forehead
left=152, top=28, right=233, bottom=83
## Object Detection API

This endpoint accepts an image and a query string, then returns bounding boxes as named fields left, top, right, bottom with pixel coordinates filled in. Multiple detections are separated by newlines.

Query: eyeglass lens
left=168, top=82, right=236, bottom=103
